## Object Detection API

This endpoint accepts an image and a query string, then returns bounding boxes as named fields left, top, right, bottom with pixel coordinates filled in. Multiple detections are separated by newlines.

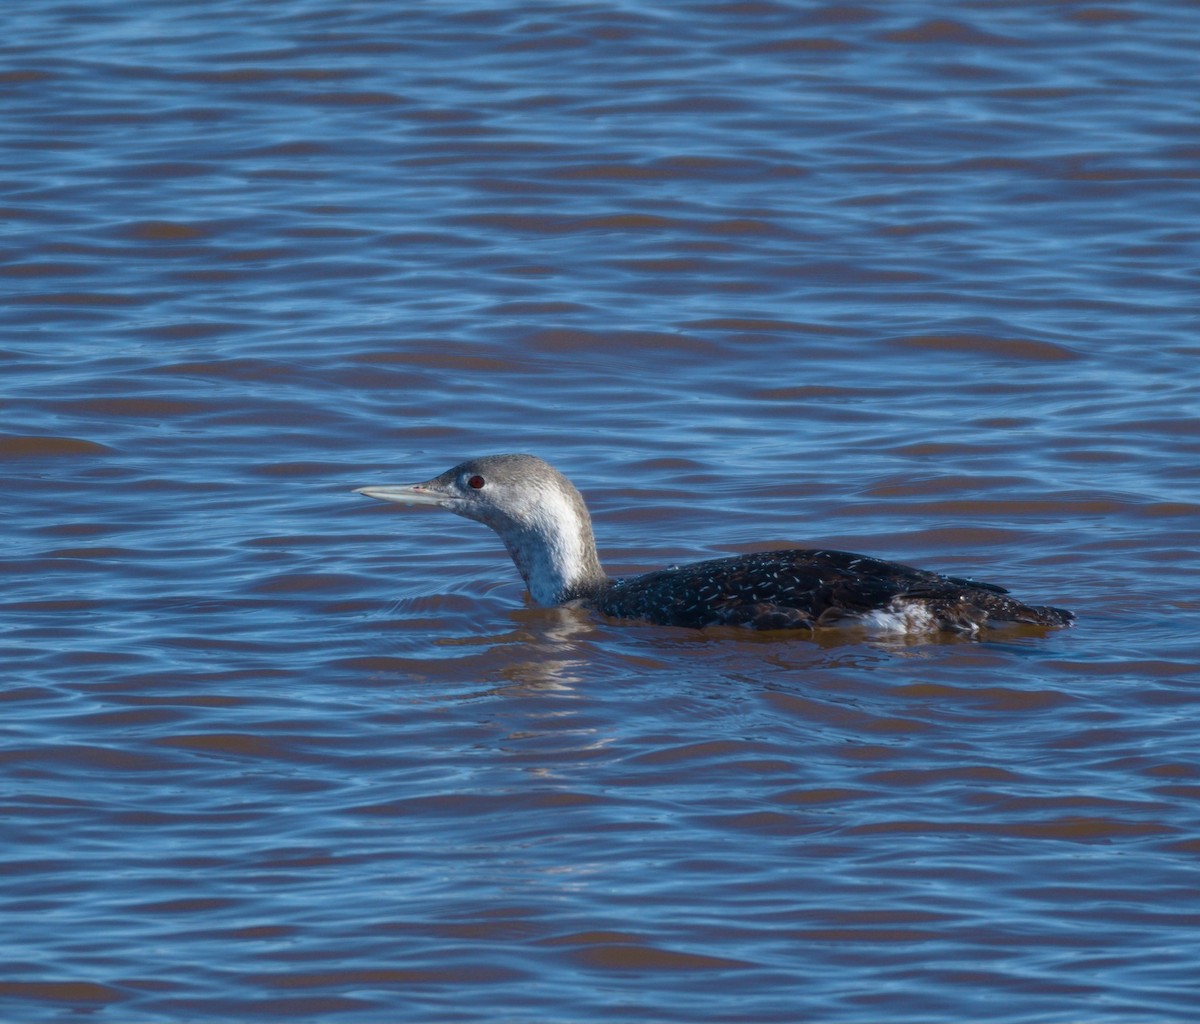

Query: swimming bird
left=355, top=454, right=1074, bottom=634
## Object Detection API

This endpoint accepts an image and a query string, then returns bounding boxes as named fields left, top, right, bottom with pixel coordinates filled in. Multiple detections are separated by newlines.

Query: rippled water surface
left=4, top=1, right=1200, bottom=1020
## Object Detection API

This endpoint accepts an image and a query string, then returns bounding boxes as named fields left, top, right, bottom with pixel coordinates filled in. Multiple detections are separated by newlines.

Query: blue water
left=3, top=2, right=1199, bottom=1020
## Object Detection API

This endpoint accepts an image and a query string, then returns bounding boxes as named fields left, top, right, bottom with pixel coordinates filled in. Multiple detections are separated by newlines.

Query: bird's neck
left=495, top=487, right=608, bottom=606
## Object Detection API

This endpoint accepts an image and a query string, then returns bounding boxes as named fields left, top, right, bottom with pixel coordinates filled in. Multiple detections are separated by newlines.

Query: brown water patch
left=0, top=434, right=112, bottom=456
left=884, top=18, right=1017, bottom=45
left=123, top=220, right=211, bottom=242
left=45, top=546, right=132, bottom=559
left=0, top=982, right=124, bottom=1005
left=686, top=318, right=855, bottom=335
left=351, top=347, right=514, bottom=372
left=0, top=261, right=93, bottom=277
left=894, top=683, right=1072, bottom=712
left=132, top=897, right=240, bottom=915
left=134, top=322, right=240, bottom=341
left=566, top=943, right=753, bottom=972
left=1068, top=7, right=1142, bottom=24
left=250, top=573, right=364, bottom=594
left=527, top=327, right=716, bottom=356
left=156, top=733, right=304, bottom=759
left=4, top=744, right=177, bottom=773
left=892, top=333, right=1079, bottom=361
left=112, top=162, right=217, bottom=180
left=249, top=965, right=524, bottom=988
left=67, top=397, right=209, bottom=418
left=846, top=816, right=1172, bottom=842
left=773, top=787, right=874, bottom=806
left=11, top=291, right=138, bottom=306
left=731, top=36, right=849, bottom=54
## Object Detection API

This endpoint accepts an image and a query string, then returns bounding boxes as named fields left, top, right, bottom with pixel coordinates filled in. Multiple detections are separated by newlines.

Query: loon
left=355, top=454, right=1074, bottom=634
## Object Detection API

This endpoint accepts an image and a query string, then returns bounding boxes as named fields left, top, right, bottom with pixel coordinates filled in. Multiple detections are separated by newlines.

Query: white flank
left=863, top=599, right=947, bottom=635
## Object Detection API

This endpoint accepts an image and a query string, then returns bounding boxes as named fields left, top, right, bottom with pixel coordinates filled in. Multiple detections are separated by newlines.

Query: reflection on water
left=4, top=0, right=1200, bottom=1021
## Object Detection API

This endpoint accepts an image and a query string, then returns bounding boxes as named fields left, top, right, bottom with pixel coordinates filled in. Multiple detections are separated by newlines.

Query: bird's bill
left=354, top=483, right=450, bottom=508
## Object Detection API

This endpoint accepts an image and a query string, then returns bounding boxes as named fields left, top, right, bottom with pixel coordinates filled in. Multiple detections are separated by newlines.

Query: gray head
left=356, top=454, right=607, bottom=606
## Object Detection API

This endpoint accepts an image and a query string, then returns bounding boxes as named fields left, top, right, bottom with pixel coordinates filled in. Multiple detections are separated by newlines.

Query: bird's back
left=589, top=548, right=1073, bottom=633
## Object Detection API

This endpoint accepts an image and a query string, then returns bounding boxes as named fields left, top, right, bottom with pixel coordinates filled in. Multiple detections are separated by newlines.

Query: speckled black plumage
left=582, top=548, right=1074, bottom=632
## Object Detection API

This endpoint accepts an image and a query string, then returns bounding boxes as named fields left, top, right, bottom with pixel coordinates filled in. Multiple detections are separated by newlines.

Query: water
left=3, top=1, right=1199, bottom=1020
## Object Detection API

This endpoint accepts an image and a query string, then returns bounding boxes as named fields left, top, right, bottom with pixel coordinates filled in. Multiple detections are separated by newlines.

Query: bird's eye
left=467, top=475, right=486, bottom=490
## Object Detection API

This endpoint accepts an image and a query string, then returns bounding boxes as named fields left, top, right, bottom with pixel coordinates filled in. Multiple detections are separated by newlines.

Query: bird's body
left=356, top=454, right=1073, bottom=635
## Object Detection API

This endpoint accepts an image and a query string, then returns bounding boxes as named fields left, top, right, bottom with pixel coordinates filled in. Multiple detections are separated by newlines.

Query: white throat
left=497, top=482, right=593, bottom=606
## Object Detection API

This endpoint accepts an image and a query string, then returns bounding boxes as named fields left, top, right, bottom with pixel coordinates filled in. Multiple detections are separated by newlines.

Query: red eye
left=468, top=475, right=485, bottom=490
